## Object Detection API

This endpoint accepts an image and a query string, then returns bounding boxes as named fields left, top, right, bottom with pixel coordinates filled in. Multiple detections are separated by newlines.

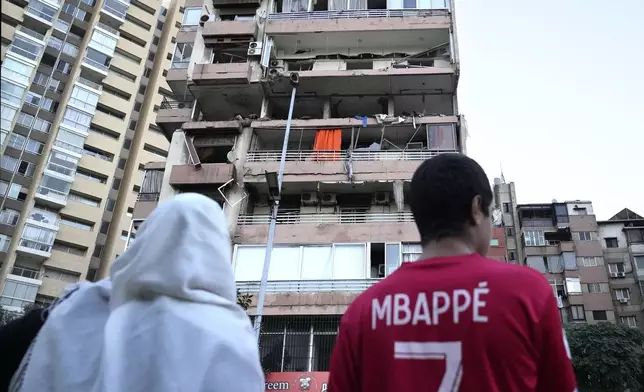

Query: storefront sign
left=265, top=372, right=329, bottom=392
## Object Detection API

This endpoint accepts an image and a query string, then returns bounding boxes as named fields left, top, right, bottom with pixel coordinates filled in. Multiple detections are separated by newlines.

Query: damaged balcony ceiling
left=191, top=84, right=264, bottom=120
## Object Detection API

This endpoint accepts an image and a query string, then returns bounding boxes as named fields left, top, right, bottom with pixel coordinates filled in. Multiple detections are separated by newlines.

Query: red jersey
left=328, top=254, right=578, bottom=392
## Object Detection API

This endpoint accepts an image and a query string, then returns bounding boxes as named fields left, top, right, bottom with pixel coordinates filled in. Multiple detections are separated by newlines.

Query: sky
left=455, top=0, right=644, bottom=220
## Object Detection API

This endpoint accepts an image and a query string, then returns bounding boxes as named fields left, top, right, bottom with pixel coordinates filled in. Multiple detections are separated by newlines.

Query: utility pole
left=253, top=73, right=300, bottom=341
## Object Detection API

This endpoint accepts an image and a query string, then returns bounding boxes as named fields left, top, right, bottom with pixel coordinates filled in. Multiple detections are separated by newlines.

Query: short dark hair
left=409, top=154, right=493, bottom=244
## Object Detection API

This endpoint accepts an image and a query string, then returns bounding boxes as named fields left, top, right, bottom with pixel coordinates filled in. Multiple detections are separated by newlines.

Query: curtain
left=329, top=0, right=367, bottom=10
left=282, top=0, right=309, bottom=12
left=313, top=129, right=342, bottom=161
left=333, top=244, right=366, bottom=279
left=427, top=124, right=456, bottom=150
left=141, top=169, right=163, bottom=194
left=301, top=246, right=333, bottom=280
left=526, top=256, right=547, bottom=273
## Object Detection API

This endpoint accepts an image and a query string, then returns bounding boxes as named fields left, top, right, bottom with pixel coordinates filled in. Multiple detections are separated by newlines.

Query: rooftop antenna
left=500, top=161, right=506, bottom=184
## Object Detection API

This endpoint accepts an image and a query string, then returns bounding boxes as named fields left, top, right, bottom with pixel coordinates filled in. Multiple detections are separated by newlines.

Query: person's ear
left=471, top=195, right=485, bottom=226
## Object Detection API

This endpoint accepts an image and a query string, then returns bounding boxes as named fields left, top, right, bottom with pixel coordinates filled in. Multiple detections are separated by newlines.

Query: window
left=570, top=305, right=585, bottom=321
left=502, top=203, right=511, bottom=213
left=524, top=230, right=546, bottom=246
left=47, top=150, right=79, bottom=177
left=615, top=288, right=630, bottom=301
left=17, top=160, right=36, bottom=177
left=182, top=8, right=201, bottom=27
left=620, top=316, right=637, bottom=328
left=1, top=155, right=18, bottom=172
left=258, top=315, right=339, bottom=372
left=55, top=59, right=73, bottom=75
left=20, top=224, right=56, bottom=252
left=627, top=229, right=644, bottom=245
left=25, top=139, right=44, bottom=154
left=126, top=207, right=134, bottom=216
left=76, top=169, right=107, bottom=183
left=55, top=129, right=85, bottom=154
left=100, top=220, right=110, bottom=234
left=84, top=48, right=111, bottom=70
left=41, top=98, right=59, bottom=113
left=69, top=85, right=100, bottom=113
left=39, top=174, right=72, bottom=199
left=565, top=277, right=582, bottom=295
left=143, top=144, right=168, bottom=158
left=2, top=106, right=18, bottom=138
left=61, top=107, right=92, bottom=133
left=576, top=231, right=594, bottom=241
left=53, top=241, right=87, bottom=256
left=105, top=198, right=116, bottom=212
left=92, top=244, right=104, bottom=258
left=103, top=0, right=127, bottom=18
left=0, top=181, right=21, bottom=199
left=490, top=239, right=499, bottom=246
left=587, top=283, right=604, bottom=293
left=7, top=133, right=27, bottom=149
left=605, top=237, right=619, bottom=248
left=120, top=230, right=129, bottom=240
left=402, top=243, right=422, bottom=262
left=17, top=113, right=51, bottom=133
left=90, top=29, right=118, bottom=55
left=591, top=310, right=607, bottom=321
left=0, top=234, right=11, bottom=252
left=579, top=257, right=599, bottom=267
left=634, top=256, right=644, bottom=271
left=608, top=263, right=625, bottom=274
left=128, top=120, right=137, bottom=130
left=171, top=43, right=192, bottom=69
left=0, top=208, right=20, bottom=226
left=138, top=85, right=146, bottom=94
left=67, top=192, right=100, bottom=207
left=1, top=79, right=26, bottom=106
left=9, top=36, right=43, bottom=61
left=2, top=57, right=34, bottom=85
left=83, top=145, right=114, bottom=161
left=60, top=217, right=93, bottom=231
left=0, top=279, right=39, bottom=309
left=112, top=178, right=121, bottom=190
left=152, top=36, right=159, bottom=46
left=508, top=251, right=516, bottom=261
left=43, top=267, right=80, bottom=283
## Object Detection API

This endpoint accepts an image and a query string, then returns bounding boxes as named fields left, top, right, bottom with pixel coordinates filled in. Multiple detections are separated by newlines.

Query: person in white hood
left=13, top=193, right=264, bottom=392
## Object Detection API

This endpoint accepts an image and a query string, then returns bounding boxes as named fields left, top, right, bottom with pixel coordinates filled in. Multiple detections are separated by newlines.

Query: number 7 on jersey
left=394, top=341, right=463, bottom=392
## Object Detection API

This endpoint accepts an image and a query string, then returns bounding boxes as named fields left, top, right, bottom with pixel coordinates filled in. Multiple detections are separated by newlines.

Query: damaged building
left=133, top=0, right=464, bottom=380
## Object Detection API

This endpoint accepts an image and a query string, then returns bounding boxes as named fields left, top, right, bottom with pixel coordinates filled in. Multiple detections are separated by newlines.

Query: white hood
left=17, top=194, right=264, bottom=392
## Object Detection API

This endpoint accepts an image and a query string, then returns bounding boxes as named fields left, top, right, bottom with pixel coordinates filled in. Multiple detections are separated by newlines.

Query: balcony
left=202, top=19, right=257, bottom=40
left=35, top=185, right=68, bottom=208
left=26, top=208, right=60, bottom=230
left=237, top=279, right=380, bottom=293
left=236, top=211, right=419, bottom=244
left=100, top=0, right=128, bottom=27
left=17, top=224, right=56, bottom=259
left=169, top=163, right=234, bottom=186
left=156, top=96, right=195, bottom=138
left=24, top=0, right=57, bottom=27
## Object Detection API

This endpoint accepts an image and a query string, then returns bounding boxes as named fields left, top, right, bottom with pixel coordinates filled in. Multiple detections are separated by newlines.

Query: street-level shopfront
left=265, top=372, right=329, bottom=392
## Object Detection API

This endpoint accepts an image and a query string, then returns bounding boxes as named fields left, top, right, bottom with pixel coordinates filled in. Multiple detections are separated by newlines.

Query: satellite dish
left=226, top=150, right=237, bottom=163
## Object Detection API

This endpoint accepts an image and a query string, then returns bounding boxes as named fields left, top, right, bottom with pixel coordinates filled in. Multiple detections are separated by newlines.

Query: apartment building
left=135, top=0, right=463, bottom=380
left=597, top=208, right=644, bottom=330
left=0, top=0, right=176, bottom=310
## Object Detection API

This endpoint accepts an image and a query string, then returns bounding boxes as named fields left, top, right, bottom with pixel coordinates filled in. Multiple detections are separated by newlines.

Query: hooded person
left=12, top=193, right=264, bottom=392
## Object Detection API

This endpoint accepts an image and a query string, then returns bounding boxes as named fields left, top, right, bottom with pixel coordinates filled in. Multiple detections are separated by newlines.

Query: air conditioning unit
left=617, top=272, right=626, bottom=278
left=619, top=298, right=629, bottom=304
left=320, top=193, right=337, bottom=206
left=373, top=192, right=390, bottom=205
left=270, top=59, right=285, bottom=69
left=199, top=14, right=213, bottom=26
left=610, top=272, right=619, bottom=278
left=301, top=192, right=318, bottom=206
left=247, top=41, right=263, bottom=57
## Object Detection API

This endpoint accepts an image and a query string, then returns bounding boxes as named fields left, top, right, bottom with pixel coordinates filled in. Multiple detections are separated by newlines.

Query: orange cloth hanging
left=313, top=129, right=342, bottom=161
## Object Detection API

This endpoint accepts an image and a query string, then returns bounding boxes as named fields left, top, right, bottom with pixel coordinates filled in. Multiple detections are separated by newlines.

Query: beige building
left=133, top=0, right=463, bottom=373
left=0, top=0, right=180, bottom=309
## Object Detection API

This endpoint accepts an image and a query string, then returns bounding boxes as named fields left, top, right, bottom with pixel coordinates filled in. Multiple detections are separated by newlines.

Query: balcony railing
left=267, top=8, right=449, bottom=21
left=0, top=210, right=20, bottom=226
left=19, top=238, right=53, bottom=253
left=11, top=266, right=42, bottom=280
left=246, top=149, right=453, bottom=162
left=237, top=279, right=380, bottom=293
left=83, top=57, right=109, bottom=72
left=76, top=77, right=102, bottom=91
left=97, top=22, right=119, bottom=35
left=238, top=211, right=414, bottom=225
left=137, top=192, right=160, bottom=202
left=160, top=97, right=195, bottom=110
left=36, top=186, right=68, bottom=202
left=17, top=26, right=46, bottom=42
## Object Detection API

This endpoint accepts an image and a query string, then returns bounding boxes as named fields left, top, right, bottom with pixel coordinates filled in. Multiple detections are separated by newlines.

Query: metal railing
left=160, top=97, right=195, bottom=110
left=47, top=37, right=79, bottom=57
left=237, top=279, right=380, bottom=293
left=83, top=57, right=109, bottom=71
left=25, top=5, right=56, bottom=23
left=28, top=209, right=60, bottom=226
left=36, top=186, right=68, bottom=202
left=17, top=26, right=46, bottom=42
left=82, top=148, right=112, bottom=161
left=238, top=211, right=414, bottom=225
left=11, top=266, right=42, bottom=280
left=267, top=8, right=448, bottom=20
left=76, top=77, right=102, bottom=91
left=137, top=192, right=160, bottom=202
left=19, top=238, right=53, bottom=253
left=97, top=22, right=119, bottom=36
left=54, top=139, right=84, bottom=154
left=246, top=149, right=454, bottom=162
left=0, top=210, right=20, bottom=226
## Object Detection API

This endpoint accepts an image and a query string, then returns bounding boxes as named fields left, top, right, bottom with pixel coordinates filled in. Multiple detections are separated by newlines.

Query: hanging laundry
left=313, top=129, right=342, bottom=161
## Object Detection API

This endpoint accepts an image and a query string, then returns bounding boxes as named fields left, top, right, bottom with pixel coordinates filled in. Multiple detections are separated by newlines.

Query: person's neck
left=420, top=238, right=477, bottom=260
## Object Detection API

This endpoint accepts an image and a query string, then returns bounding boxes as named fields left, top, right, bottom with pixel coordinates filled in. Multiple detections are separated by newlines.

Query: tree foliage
left=566, top=322, right=644, bottom=392
left=0, top=303, right=44, bottom=327
left=237, top=290, right=253, bottom=311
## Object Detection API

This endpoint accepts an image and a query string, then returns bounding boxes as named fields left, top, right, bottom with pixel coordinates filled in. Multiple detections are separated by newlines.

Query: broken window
left=171, top=43, right=192, bottom=69
left=193, top=134, right=237, bottom=163
left=427, top=124, right=456, bottom=150
left=212, top=43, right=248, bottom=64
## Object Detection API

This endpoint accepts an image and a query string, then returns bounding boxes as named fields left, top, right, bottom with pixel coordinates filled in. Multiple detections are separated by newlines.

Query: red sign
left=265, top=372, right=329, bottom=392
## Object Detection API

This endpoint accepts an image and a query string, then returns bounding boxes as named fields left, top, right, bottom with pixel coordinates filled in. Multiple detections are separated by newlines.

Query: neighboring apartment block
left=494, top=180, right=644, bottom=330
left=134, top=0, right=463, bottom=378
left=598, top=208, right=644, bottom=329
left=0, top=0, right=175, bottom=310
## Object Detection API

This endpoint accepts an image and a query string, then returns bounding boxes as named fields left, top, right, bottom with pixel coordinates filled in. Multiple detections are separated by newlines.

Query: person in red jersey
left=328, top=154, right=578, bottom=392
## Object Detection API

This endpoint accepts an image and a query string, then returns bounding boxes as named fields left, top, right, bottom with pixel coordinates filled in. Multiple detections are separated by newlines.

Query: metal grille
left=256, top=315, right=340, bottom=372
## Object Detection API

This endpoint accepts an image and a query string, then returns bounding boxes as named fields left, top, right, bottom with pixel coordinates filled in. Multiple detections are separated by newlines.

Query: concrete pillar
left=387, top=96, right=395, bottom=116
left=393, top=180, right=404, bottom=212
left=158, top=131, right=188, bottom=203
left=260, top=97, right=271, bottom=118
left=323, top=98, right=331, bottom=119
left=224, top=126, right=253, bottom=236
